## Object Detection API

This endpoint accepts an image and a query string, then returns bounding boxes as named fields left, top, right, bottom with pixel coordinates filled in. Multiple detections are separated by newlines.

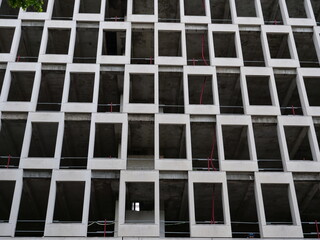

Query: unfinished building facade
left=1, top=0, right=320, bottom=239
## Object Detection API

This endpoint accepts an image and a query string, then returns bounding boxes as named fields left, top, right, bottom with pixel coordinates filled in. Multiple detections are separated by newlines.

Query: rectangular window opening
left=0, top=181, right=16, bottom=222
left=0, top=0, right=19, bottom=19
left=284, top=126, right=314, bottom=161
left=253, top=123, right=283, bottom=172
left=240, top=31, right=265, bottom=66
left=159, top=31, right=182, bottom=57
left=68, top=73, right=95, bottom=103
left=246, top=76, right=272, bottom=105
left=94, top=123, right=122, bottom=158
left=127, top=121, right=154, bottom=170
left=285, top=0, right=307, bottom=18
left=133, top=0, right=154, bottom=14
left=52, top=0, right=74, bottom=20
left=159, top=124, right=186, bottom=159
left=0, top=119, right=27, bottom=168
left=260, top=0, right=283, bottom=24
left=261, top=184, right=293, bottom=224
left=125, top=182, right=155, bottom=223
left=158, top=0, right=180, bottom=22
left=7, top=71, right=35, bottom=102
left=46, top=28, right=71, bottom=55
left=159, top=72, right=184, bottom=114
left=191, top=122, right=219, bottom=171
left=186, top=31, right=210, bottom=65
left=188, top=75, right=213, bottom=104
left=15, top=178, right=50, bottom=237
left=17, top=26, right=43, bottom=62
left=222, top=125, right=250, bottom=160
left=79, top=0, right=101, bottom=13
left=73, top=28, right=98, bottom=63
left=131, top=29, right=154, bottom=64
left=217, top=72, right=243, bottom=114
left=267, top=33, right=291, bottom=59
left=194, top=183, right=224, bottom=224
left=304, top=77, right=320, bottom=106
left=213, top=32, right=236, bottom=58
left=0, top=27, right=15, bottom=53
left=53, top=181, right=85, bottom=222
left=102, top=30, right=126, bottom=56
left=129, top=74, right=154, bottom=104
left=184, top=0, right=206, bottom=16
left=311, top=0, right=320, bottom=24
left=37, top=70, right=65, bottom=111
left=210, top=0, right=232, bottom=24
left=98, top=71, right=123, bottom=113
left=60, top=121, right=90, bottom=169
left=105, top=0, right=127, bottom=21
left=235, top=0, right=257, bottom=17
left=294, top=32, right=319, bottom=67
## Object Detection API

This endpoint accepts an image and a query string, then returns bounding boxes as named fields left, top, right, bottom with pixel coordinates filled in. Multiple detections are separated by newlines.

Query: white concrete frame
left=88, top=113, right=128, bottom=170
left=183, top=66, right=220, bottom=115
left=313, top=27, right=320, bottom=65
left=240, top=67, right=281, bottom=116
left=279, top=0, right=316, bottom=26
left=297, top=68, right=320, bottom=116
left=216, top=115, right=258, bottom=172
left=229, top=0, right=264, bottom=25
left=188, top=171, right=232, bottom=238
left=18, top=0, right=54, bottom=20
left=208, top=24, right=243, bottom=67
left=0, top=62, right=41, bottom=112
left=261, top=25, right=300, bottom=68
left=254, top=172, right=303, bottom=238
left=0, top=20, right=21, bottom=63
left=123, top=65, right=159, bottom=113
left=44, top=170, right=91, bottom=237
left=39, top=21, right=76, bottom=63
left=0, top=169, right=22, bottom=237
left=155, top=114, right=192, bottom=171
left=118, top=170, right=160, bottom=237
left=20, top=112, right=64, bottom=169
left=155, top=23, right=187, bottom=66
left=61, top=64, right=99, bottom=113
left=73, top=0, right=106, bottom=21
left=97, top=22, right=131, bottom=64
left=126, top=0, right=158, bottom=23
left=180, top=0, right=211, bottom=24
left=277, top=116, right=320, bottom=172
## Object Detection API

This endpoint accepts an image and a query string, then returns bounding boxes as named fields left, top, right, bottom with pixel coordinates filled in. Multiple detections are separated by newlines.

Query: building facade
left=0, top=0, right=320, bottom=239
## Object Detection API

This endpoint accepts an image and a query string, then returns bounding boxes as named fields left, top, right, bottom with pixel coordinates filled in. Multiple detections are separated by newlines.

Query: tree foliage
left=7, top=0, right=44, bottom=12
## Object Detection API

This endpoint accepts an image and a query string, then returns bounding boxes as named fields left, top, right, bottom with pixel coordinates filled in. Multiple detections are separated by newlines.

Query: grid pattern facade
left=0, top=0, right=320, bottom=239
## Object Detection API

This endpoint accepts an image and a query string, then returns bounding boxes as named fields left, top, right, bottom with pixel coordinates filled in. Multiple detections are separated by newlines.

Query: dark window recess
left=158, top=0, right=180, bottom=22
left=246, top=76, right=272, bottom=105
left=304, top=77, right=320, bottom=106
left=210, top=0, right=232, bottom=24
left=46, top=29, right=71, bottom=55
left=0, top=181, right=16, bottom=222
left=213, top=32, right=236, bottom=58
left=184, top=0, right=205, bottom=16
left=240, top=31, right=265, bottom=66
left=79, top=0, right=101, bottom=13
left=105, top=0, right=127, bottom=20
left=103, top=31, right=126, bottom=56
left=52, top=0, right=75, bottom=20
left=133, top=0, right=154, bottom=14
left=186, top=31, right=210, bottom=65
left=285, top=0, right=307, bottom=18
left=129, top=74, right=154, bottom=104
left=235, top=0, right=257, bottom=17
left=159, top=31, right=182, bottom=57
left=267, top=33, right=291, bottom=59
left=7, top=72, right=35, bottom=102
left=68, top=73, right=95, bottom=103
left=260, top=0, right=283, bottom=24
left=73, top=28, right=98, bottom=63
left=0, top=27, right=15, bottom=53
left=0, top=0, right=19, bottom=18
left=131, top=29, right=154, bottom=64
left=17, top=26, right=43, bottom=62
left=293, top=32, right=319, bottom=67
left=188, top=75, right=213, bottom=104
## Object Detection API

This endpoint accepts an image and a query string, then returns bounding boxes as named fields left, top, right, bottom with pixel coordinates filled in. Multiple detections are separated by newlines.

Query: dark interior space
left=46, top=28, right=71, bottom=55
left=7, top=71, right=35, bottom=102
left=240, top=31, right=265, bottom=66
left=17, top=26, right=43, bottom=62
left=73, top=28, right=99, bottom=63
left=210, top=0, right=232, bottom=23
left=68, top=73, right=95, bottom=103
left=52, top=0, right=74, bottom=20
left=0, top=180, right=15, bottom=222
left=105, top=0, right=127, bottom=20
left=129, top=74, right=154, bottom=104
left=131, top=29, right=154, bottom=64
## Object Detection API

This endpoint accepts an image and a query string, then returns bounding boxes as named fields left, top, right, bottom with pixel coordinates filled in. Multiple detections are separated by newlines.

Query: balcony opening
left=194, top=183, right=224, bottom=224
left=60, top=121, right=90, bottom=169
left=246, top=76, right=272, bottom=105
left=158, top=0, right=180, bottom=22
left=0, top=0, right=19, bottom=19
left=210, top=0, right=232, bottom=23
left=285, top=0, right=307, bottom=18
left=17, top=26, right=43, bottom=62
left=79, top=0, right=101, bottom=13
left=159, top=72, right=184, bottom=113
left=102, top=30, right=126, bottom=56
left=222, top=125, right=250, bottom=160
left=213, top=32, right=236, bottom=58
left=303, top=77, right=320, bottom=106
left=253, top=123, right=283, bottom=171
left=68, top=73, right=95, bottom=103
left=217, top=72, right=243, bottom=114
left=37, top=70, right=65, bottom=111
left=105, top=0, right=127, bottom=21
left=73, top=28, right=99, bottom=63
left=186, top=31, right=209, bottom=65
left=261, top=184, right=293, bottom=224
left=160, top=179, right=189, bottom=237
left=159, top=124, right=186, bottom=159
left=235, top=0, right=257, bottom=17
left=128, top=121, right=154, bottom=170
left=274, top=73, right=303, bottom=115
left=94, top=123, right=122, bottom=158
left=191, top=122, right=218, bottom=171
left=0, top=27, right=15, bottom=53
left=129, top=74, right=154, bottom=104
left=311, top=0, right=320, bottom=24
left=46, top=29, right=71, bottom=55
left=98, top=71, right=123, bottom=112
left=284, top=126, right=313, bottom=161
left=188, top=75, right=213, bottom=105
left=240, top=31, right=265, bottom=66
left=184, top=0, right=206, bottom=16
left=0, top=181, right=15, bottom=222
left=125, top=182, right=155, bottom=223
left=15, top=178, right=50, bottom=237
left=266, top=33, right=291, bottom=59
left=52, top=0, right=74, bottom=20
left=228, top=181, right=259, bottom=238
left=0, top=119, right=27, bottom=168
left=131, top=29, right=154, bottom=64
left=7, top=71, right=35, bottom=102
left=260, top=0, right=283, bottom=24
left=28, top=122, right=59, bottom=158
left=293, top=32, right=319, bottom=67
left=53, top=181, right=85, bottom=222
left=159, top=31, right=182, bottom=57
left=133, top=0, right=154, bottom=14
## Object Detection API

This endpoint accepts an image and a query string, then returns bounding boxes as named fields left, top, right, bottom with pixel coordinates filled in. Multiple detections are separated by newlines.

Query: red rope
left=199, top=77, right=207, bottom=104
left=104, top=219, right=107, bottom=237
left=150, top=57, right=153, bottom=64
left=292, top=105, right=295, bottom=115
left=6, top=155, right=11, bottom=169
left=17, top=56, right=20, bottom=62
left=199, top=34, right=209, bottom=104
left=316, top=220, right=320, bottom=239
left=207, top=130, right=217, bottom=171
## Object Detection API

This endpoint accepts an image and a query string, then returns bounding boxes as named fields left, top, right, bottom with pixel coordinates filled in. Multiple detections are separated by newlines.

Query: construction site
left=1, top=0, right=320, bottom=238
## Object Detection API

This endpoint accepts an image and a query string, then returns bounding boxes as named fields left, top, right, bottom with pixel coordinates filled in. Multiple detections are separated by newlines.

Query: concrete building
left=0, top=0, right=320, bottom=239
